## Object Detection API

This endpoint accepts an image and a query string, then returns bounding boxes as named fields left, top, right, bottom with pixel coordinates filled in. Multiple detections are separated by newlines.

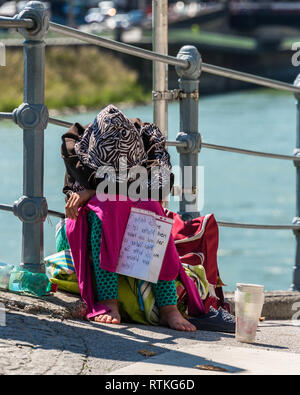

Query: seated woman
left=60, top=104, right=197, bottom=332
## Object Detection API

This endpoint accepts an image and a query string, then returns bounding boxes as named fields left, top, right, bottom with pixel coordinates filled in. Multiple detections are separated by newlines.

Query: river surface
left=0, top=89, right=297, bottom=291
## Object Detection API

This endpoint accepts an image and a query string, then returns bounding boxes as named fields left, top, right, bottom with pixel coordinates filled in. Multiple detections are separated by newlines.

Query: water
left=0, top=90, right=296, bottom=291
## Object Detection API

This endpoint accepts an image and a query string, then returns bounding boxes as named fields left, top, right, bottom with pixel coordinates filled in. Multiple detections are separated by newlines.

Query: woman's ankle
left=159, top=304, right=178, bottom=313
left=99, top=298, right=119, bottom=308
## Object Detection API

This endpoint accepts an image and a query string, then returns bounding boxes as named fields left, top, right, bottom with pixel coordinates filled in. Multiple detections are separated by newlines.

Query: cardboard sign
left=116, top=208, right=174, bottom=283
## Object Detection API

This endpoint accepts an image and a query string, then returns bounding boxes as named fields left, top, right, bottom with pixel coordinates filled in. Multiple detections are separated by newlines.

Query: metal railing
left=3, top=112, right=300, bottom=162
left=0, top=1, right=300, bottom=290
left=48, top=21, right=300, bottom=94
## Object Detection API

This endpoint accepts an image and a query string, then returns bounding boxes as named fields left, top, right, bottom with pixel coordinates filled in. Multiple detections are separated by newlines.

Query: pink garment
left=66, top=195, right=204, bottom=319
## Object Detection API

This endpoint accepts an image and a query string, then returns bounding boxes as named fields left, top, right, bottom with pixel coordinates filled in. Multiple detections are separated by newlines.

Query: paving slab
left=109, top=342, right=300, bottom=376
left=0, top=307, right=299, bottom=375
left=1, top=288, right=300, bottom=375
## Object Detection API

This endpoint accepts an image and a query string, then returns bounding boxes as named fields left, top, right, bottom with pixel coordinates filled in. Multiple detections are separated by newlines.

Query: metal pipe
left=1, top=204, right=299, bottom=230
left=49, top=117, right=73, bottom=128
left=166, top=140, right=186, bottom=148
left=47, top=118, right=299, bottom=161
left=152, top=0, right=168, bottom=137
left=0, top=112, right=13, bottom=120
left=292, top=74, right=300, bottom=291
left=152, top=0, right=169, bottom=209
left=201, top=141, right=300, bottom=162
left=0, top=204, right=64, bottom=219
left=49, top=22, right=300, bottom=94
left=2, top=17, right=300, bottom=95
left=12, top=2, right=49, bottom=274
left=217, top=221, right=300, bottom=230
left=47, top=209, right=65, bottom=219
left=24, top=20, right=296, bottom=95
left=202, top=63, right=300, bottom=94
left=0, top=17, right=35, bottom=29
left=49, top=22, right=189, bottom=69
left=0, top=204, right=13, bottom=213
left=176, top=46, right=202, bottom=221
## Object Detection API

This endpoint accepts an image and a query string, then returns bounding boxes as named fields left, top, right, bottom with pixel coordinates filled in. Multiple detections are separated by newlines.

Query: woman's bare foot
left=159, top=305, right=196, bottom=332
left=94, top=299, right=121, bottom=324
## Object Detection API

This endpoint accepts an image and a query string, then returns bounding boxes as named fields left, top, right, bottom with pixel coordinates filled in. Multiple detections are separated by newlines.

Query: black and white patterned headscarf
left=75, top=105, right=148, bottom=177
left=75, top=104, right=173, bottom=198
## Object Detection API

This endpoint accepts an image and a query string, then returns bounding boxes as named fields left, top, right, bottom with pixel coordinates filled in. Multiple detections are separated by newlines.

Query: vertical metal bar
left=67, top=0, right=75, bottom=27
left=176, top=46, right=202, bottom=221
left=12, top=2, right=49, bottom=273
left=152, top=0, right=168, bottom=136
left=292, top=74, right=300, bottom=291
left=139, top=0, right=147, bottom=12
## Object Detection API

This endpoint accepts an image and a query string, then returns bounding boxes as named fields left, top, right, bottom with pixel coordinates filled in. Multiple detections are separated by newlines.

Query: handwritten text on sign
left=116, top=208, right=173, bottom=283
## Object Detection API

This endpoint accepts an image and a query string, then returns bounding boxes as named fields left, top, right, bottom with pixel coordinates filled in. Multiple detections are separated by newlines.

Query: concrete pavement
left=1, top=308, right=300, bottom=375
left=2, top=289, right=300, bottom=322
left=111, top=342, right=300, bottom=375
left=0, top=289, right=300, bottom=375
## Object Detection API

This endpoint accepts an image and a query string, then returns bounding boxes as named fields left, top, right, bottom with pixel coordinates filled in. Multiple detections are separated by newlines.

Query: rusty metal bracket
left=152, top=89, right=199, bottom=102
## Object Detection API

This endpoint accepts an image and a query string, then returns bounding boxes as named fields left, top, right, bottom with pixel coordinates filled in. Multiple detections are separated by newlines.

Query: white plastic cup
left=0, top=264, right=14, bottom=290
left=234, top=283, right=264, bottom=343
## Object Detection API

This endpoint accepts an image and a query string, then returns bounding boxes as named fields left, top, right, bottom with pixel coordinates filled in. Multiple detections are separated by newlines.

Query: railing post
left=152, top=0, right=168, bottom=136
left=292, top=74, right=300, bottom=290
left=12, top=1, right=49, bottom=273
left=175, top=46, right=202, bottom=221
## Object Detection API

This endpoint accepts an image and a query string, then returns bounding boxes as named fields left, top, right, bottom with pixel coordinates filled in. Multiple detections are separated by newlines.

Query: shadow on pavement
left=0, top=311, right=248, bottom=373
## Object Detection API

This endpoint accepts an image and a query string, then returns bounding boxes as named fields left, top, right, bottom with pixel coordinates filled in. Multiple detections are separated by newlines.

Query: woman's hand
left=65, top=189, right=96, bottom=220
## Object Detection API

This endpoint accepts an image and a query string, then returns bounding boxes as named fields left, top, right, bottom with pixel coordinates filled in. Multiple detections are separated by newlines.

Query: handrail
left=46, top=117, right=300, bottom=162
left=0, top=112, right=13, bottom=121
left=202, top=63, right=300, bottom=94
left=1, top=114, right=299, bottom=162
left=201, top=142, right=300, bottom=162
left=0, top=16, right=35, bottom=29
left=0, top=203, right=298, bottom=230
left=48, top=117, right=73, bottom=128
left=0, top=204, right=13, bottom=213
left=49, top=21, right=300, bottom=94
left=0, top=204, right=65, bottom=218
left=0, top=203, right=65, bottom=219
left=49, top=22, right=189, bottom=70
left=42, top=20, right=300, bottom=94
left=47, top=209, right=65, bottom=219
left=217, top=221, right=300, bottom=230
left=1, top=15, right=299, bottom=93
